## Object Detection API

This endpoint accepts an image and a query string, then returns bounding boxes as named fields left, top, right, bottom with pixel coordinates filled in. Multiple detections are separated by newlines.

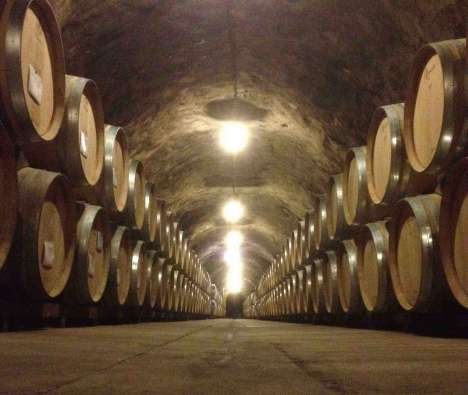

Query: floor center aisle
left=0, top=319, right=467, bottom=394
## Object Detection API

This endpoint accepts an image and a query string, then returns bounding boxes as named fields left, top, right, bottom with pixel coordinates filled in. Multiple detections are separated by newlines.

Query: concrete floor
left=0, top=319, right=467, bottom=395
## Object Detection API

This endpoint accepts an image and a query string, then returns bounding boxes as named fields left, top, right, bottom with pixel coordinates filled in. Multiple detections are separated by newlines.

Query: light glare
left=226, top=269, right=243, bottom=294
left=219, top=122, right=249, bottom=154
left=222, top=199, right=245, bottom=223
left=225, top=230, right=244, bottom=248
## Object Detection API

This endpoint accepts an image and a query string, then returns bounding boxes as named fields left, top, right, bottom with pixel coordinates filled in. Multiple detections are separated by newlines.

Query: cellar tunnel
left=50, top=0, right=466, bottom=289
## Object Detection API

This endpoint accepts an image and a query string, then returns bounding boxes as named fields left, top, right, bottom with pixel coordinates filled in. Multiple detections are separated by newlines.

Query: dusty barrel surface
left=124, top=159, right=146, bottom=230
left=102, top=124, right=129, bottom=215
left=315, top=196, right=331, bottom=251
left=17, top=167, right=76, bottom=300
left=0, top=126, right=17, bottom=271
left=440, top=158, right=468, bottom=308
left=357, top=221, right=397, bottom=313
left=343, top=146, right=371, bottom=226
left=160, top=261, right=173, bottom=310
left=127, top=240, right=150, bottom=307
left=323, top=251, right=341, bottom=315
left=337, top=239, right=363, bottom=314
left=404, top=39, right=467, bottom=175
left=389, top=194, right=452, bottom=312
left=70, top=203, right=111, bottom=304
left=326, top=174, right=347, bottom=242
left=367, top=103, right=436, bottom=208
left=142, top=182, right=158, bottom=242
left=0, top=0, right=65, bottom=143
left=154, top=199, right=168, bottom=253
left=103, top=226, right=132, bottom=306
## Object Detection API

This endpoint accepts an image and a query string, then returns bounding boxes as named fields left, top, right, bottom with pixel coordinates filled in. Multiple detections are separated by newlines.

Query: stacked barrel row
left=0, top=0, right=224, bottom=323
left=245, top=37, right=468, bottom=324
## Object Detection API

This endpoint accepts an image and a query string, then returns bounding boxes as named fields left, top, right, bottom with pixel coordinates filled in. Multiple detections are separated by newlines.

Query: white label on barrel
left=96, top=231, right=103, bottom=252
left=28, top=64, right=43, bottom=105
left=80, top=130, right=88, bottom=158
left=42, top=241, right=55, bottom=269
left=88, top=253, right=95, bottom=278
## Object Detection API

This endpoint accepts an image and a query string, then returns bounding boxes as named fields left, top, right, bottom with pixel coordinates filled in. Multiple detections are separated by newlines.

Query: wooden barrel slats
left=312, top=258, right=326, bottom=315
left=23, top=75, right=105, bottom=187
left=440, top=158, right=468, bottom=308
left=404, top=38, right=467, bottom=175
left=127, top=240, right=149, bottom=307
left=343, top=146, right=372, bottom=226
left=337, top=240, right=363, bottom=314
left=144, top=249, right=159, bottom=309
left=356, top=221, right=397, bottom=313
left=389, top=194, right=453, bottom=312
left=124, top=159, right=146, bottom=230
left=0, top=0, right=65, bottom=144
left=142, top=182, right=158, bottom=242
left=17, top=167, right=76, bottom=300
left=367, top=103, right=436, bottom=207
left=323, top=251, right=341, bottom=315
left=69, top=203, right=111, bottom=304
left=104, top=226, right=132, bottom=306
left=102, top=124, right=129, bottom=215
left=0, top=126, right=17, bottom=271
left=326, top=174, right=347, bottom=242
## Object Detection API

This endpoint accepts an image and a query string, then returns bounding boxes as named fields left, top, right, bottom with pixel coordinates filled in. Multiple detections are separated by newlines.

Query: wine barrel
left=127, top=240, right=150, bottom=307
left=343, top=146, right=371, bottom=226
left=103, top=226, right=133, bottom=306
left=145, top=249, right=159, bottom=309
left=367, top=103, right=436, bottom=207
left=168, top=268, right=180, bottom=311
left=440, top=158, right=468, bottom=308
left=336, top=239, right=363, bottom=314
left=17, top=167, right=76, bottom=299
left=154, top=199, right=168, bottom=253
left=389, top=194, right=451, bottom=312
left=160, top=260, right=173, bottom=310
left=315, top=195, right=331, bottom=250
left=302, top=212, right=312, bottom=262
left=311, top=258, right=326, bottom=315
left=152, top=257, right=165, bottom=310
left=24, top=76, right=105, bottom=188
left=356, top=221, right=397, bottom=313
left=326, top=174, right=347, bottom=242
left=404, top=39, right=468, bottom=175
left=124, top=160, right=146, bottom=230
left=69, top=203, right=111, bottom=304
left=295, top=269, right=306, bottom=313
left=323, top=251, right=340, bottom=315
left=101, top=124, right=129, bottom=215
left=142, top=182, right=158, bottom=242
left=304, top=264, right=314, bottom=315
left=0, top=126, right=17, bottom=271
left=0, top=0, right=65, bottom=144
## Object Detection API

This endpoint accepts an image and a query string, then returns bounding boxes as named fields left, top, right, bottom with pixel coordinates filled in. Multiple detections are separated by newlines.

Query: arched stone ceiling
left=50, top=0, right=466, bottom=289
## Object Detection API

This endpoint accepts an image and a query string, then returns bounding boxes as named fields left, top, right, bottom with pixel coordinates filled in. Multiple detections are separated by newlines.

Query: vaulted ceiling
left=50, top=0, right=466, bottom=289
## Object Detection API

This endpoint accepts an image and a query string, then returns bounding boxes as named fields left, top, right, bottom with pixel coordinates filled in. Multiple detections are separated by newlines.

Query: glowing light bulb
left=224, top=249, right=243, bottom=269
left=225, top=230, right=244, bottom=248
left=222, top=199, right=245, bottom=223
left=219, top=122, right=249, bottom=154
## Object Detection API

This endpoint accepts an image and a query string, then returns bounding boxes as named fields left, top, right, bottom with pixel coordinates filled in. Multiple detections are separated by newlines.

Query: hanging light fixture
left=222, top=198, right=245, bottom=223
left=219, top=121, right=249, bottom=154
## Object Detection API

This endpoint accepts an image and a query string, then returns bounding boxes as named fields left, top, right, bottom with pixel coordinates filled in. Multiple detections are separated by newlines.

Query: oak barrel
left=127, top=240, right=150, bottom=307
left=312, top=258, right=326, bottom=315
left=343, top=146, right=371, bottom=225
left=17, top=167, right=76, bottom=299
left=326, top=173, right=347, bottom=242
left=336, top=239, right=363, bottom=314
left=103, top=226, right=132, bottom=306
left=70, top=203, right=111, bottom=304
left=315, top=195, right=330, bottom=250
left=356, top=221, right=397, bottom=313
left=142, top=182, right=158, bottom=242
left=102, top=124, right=129, bottom=215
left=0, top=0, right=65, bottom=143
left=124, top=159, right=146, bottom=230
left=440, top=158, right=468, bottom=308
left=323, top=251, right=341, bottom=315
left=0, top=125, right=17, bottom=271
left=388, top=194, right=452, bottom=312
left=145, top=249, right=159, bottom=309
left=404, top=39, right=467, bottom=175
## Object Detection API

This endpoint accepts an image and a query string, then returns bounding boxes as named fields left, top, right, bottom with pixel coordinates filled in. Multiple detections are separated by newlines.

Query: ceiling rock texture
left=49, top=0, right=466, bottom=289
